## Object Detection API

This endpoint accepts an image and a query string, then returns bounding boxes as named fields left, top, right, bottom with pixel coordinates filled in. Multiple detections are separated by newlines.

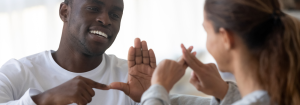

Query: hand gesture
left=151, top=46, right=194, bottom=92
left=32, top=76, right=109, bottom=105
left=109, top=38, right=156, bottom=102
left=181, top=44, right=229, bottom=100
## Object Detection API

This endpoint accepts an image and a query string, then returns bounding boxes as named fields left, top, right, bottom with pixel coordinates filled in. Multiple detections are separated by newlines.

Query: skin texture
left=32, top=0, right=156, bottom=104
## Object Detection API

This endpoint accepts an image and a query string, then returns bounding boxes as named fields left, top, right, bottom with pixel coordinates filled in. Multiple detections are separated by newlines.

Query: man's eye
left=111, top=13, right=119, bottom=18
left=88, top=7, right=99, bottom=12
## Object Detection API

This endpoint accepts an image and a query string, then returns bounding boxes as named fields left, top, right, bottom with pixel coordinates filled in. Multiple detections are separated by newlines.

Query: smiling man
left=0, top=0, right=156, bottom=105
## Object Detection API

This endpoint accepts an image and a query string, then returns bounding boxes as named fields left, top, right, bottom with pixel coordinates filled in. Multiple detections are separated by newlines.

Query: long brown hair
left=204, top=0, right=300, bottom=104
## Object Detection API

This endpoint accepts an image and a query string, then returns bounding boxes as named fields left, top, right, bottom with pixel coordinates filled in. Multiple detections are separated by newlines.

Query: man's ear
left=59, top=3, right=69, bottom=22
left=219, top=28, right=234, bottom=50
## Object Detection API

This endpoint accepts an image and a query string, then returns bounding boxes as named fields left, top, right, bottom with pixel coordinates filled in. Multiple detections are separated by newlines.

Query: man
left=0, top=0, right=156, bottom=104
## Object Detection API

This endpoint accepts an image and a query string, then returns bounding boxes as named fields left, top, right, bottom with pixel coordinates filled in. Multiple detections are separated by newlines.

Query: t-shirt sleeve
left=0, top=59, right=40, bottom=105
left=0, top=88, right=41, bottom=105
left=141, top=84, right=170, bottom=105
left=210, top=81, right=242, bottom=105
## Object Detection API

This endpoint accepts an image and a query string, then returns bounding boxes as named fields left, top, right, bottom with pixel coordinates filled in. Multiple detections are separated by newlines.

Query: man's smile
left=90, top=30, right=108, bottom=38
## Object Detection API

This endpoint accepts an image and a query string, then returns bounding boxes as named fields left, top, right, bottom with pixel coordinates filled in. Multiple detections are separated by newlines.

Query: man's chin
left=88, top=51, right=105, bottom=56
left=82, top=48, right=106, bottom=57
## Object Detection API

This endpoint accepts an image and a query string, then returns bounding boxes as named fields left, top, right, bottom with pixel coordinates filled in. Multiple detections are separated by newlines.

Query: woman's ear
left=219, top=28, right=235, bottom=50
left=59, top=3, right=69, bottom=22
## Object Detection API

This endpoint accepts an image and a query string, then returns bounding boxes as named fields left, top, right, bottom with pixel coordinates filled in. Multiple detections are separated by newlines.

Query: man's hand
left=31, top=76, right=109, bottom=105
left=109, top=38, right=156, bottom=102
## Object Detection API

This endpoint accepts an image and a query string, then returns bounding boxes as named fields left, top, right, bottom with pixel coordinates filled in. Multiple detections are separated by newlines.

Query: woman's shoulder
left=233, top=90, right=270, bottom=105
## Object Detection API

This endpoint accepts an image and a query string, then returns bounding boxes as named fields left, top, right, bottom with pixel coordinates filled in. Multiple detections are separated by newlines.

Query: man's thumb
left=109, top=82, right=130, bottom=95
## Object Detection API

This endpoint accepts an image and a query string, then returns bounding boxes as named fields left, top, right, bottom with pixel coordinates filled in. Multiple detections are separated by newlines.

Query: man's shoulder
left=0, top=51, right=49, bottom=72
left=18, top=51, right=49, bottom=64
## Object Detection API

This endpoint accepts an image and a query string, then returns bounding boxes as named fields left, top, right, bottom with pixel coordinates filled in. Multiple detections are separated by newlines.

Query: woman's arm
left=140, top=82, right=241, bottom=105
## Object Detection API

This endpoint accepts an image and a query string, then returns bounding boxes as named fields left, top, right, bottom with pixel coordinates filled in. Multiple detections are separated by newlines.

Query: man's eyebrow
left=113, top=6, right=123, bottom=12
left=91, top=0, right=105, bottom=5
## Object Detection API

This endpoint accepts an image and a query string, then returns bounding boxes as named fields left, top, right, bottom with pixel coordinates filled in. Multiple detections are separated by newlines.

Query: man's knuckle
left=75, top=76, right=82, bottom=79
left=91, top=91, right=95, bottom=96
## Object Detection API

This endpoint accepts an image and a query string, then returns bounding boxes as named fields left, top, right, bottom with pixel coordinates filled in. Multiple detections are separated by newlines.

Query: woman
left=141, top=0, right=300, bottom=105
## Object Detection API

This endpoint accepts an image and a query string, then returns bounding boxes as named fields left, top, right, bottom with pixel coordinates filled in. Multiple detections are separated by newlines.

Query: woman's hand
left=151, top=59, right=185, bottom=92
left=151, top=46, right=194, bottom=92
left=181, top=44, right=229, bottom=100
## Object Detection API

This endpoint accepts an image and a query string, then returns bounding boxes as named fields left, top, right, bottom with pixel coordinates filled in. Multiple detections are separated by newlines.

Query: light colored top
left=0, top=50, right=138, bottom=105
left=141, top=82, right=241, bottom=105
left=233, top=90, right=270, bottom=105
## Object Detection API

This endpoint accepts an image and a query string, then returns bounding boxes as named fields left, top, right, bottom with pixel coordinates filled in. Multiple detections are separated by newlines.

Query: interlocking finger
left=181, top=44, right=205, bottom=72
left=178, top=46, right=194, bottom=66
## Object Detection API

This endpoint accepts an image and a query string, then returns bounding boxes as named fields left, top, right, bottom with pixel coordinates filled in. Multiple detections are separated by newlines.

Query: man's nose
left=96, top=13, right=112, bottom=26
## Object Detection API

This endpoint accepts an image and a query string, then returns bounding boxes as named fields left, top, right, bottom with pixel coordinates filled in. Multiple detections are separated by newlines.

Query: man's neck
left=52, top=46, right=103, bottom=73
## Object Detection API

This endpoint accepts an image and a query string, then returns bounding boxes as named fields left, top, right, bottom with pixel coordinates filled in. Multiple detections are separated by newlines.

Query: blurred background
left=0, top=0, right=299, bottom=97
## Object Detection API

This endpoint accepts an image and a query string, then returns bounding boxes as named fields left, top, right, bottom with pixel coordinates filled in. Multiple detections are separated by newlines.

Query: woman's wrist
left=151, top=81, right=172, bottom=93
left=213, top=82, right=229, bottom=100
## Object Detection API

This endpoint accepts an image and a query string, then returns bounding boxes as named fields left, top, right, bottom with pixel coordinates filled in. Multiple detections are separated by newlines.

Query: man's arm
left=0, top=73, right=39, bottom=105
left=0, top=59, right=110, bottom=105
left=0, top=59, right=38, bottom=105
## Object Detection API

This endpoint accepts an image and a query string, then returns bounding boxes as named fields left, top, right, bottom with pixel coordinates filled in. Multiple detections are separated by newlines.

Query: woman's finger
left=191, top=71, right=200, bottom=82
left=178, top=46, right=194, bottom=66
left=190, top=72, right=203, bottom=91
left=181, top=44, right=203, bottom=70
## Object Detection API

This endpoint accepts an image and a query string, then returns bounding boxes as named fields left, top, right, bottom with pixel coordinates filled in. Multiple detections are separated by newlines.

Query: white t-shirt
left=0, top=50, right=138, bottom=105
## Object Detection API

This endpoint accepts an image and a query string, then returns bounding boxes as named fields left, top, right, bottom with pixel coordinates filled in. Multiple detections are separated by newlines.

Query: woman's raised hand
left=151, top=46, right=194, bottom=92
left=181, top=44, right=229, bottom=100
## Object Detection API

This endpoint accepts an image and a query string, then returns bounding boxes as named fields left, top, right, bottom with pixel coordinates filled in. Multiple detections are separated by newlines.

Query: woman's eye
left=111, top=14, right=119, bottom=18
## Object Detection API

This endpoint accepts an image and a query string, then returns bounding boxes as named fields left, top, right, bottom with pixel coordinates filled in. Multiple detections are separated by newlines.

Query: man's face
left=65, top=0, right=124, bottom=56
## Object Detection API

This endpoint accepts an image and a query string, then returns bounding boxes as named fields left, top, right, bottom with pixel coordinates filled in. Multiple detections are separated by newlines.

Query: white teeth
left=90, top=30, right=108, bottom=38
